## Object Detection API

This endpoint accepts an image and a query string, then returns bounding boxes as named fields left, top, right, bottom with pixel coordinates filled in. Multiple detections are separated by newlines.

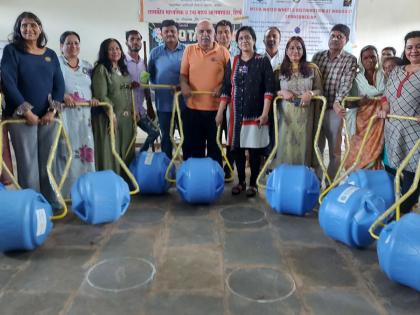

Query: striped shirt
left=312, top=49, right=357, bottom=108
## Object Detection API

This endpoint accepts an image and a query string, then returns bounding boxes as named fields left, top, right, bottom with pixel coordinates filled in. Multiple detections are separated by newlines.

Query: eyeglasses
left=330, top=34, right=345, bottom=40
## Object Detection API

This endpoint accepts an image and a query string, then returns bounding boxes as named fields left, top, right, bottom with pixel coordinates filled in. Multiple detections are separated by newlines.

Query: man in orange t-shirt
left=180, top=19, right=230, bottom=164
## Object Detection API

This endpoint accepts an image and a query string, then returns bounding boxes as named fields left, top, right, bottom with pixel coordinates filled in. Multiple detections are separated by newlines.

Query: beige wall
left=1, top=0, right=419, bottom=63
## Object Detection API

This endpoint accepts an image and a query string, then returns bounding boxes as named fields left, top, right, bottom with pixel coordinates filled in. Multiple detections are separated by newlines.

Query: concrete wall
left=1, top=0, right=419, bottom=63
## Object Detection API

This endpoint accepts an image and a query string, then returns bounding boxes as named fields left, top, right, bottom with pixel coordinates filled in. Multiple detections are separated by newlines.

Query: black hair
left=236, top=26, right=257, bottom=52
left=161, top=20, right=179, bottom=30
left=381, top=46, right=396, bottom=56
left=9, top=11, right=47, bottom=52
left=60, top=31, right=80, bottom=45
left=215, top=20, right=233, bottom=33
left=125, top=30, right=142, bottom=41
left=383, top=56, right=404, bottom=67
left=93, top=38, right=128, bottom=76
left=402, top=31, right=420, bottom=65
left=331, top=24, right=350, bottom=41
left=279, top=36, right=310, bottom=79
left=264, top=26, right=281, bottom=38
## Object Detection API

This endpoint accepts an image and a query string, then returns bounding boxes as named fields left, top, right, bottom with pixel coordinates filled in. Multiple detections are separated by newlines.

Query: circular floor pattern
left=226, top=268, right=296, bottom=303
left=220, top=206, right=266, bottom=224
left=86, top=257, right=156, bottom=292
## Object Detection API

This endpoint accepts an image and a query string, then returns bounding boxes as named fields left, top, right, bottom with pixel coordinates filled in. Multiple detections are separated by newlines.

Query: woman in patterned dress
left=216, top=26, right=275, bottom=197
left=54, top=31, right=98, bottom=197
left=272, top=36, right=322, bottom=168
left=377, top=31, right=420, bottom=214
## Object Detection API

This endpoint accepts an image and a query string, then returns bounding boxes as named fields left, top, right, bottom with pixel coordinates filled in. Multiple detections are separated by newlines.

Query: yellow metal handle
left=333, top=96, right=382, bottom=183
left=165, top=90, right=226, bottom=183
left=256, top=96, right=279, bottom=190
left=0, top=118, right=71, bottom=220
left=369, top=136, right=420, bottom=240
left=312, top=96, right=330, bottom=189
left=319, top=114, right=377, bottom=203
left=74, top=102, right=139, bottom=195
left=216, top=125, right=234, bottom=182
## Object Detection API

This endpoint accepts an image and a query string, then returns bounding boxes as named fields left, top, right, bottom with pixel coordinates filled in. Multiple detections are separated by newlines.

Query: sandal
left=246, top=186, right=258, bottom=198
left=232, top=182, right=246, bottom=195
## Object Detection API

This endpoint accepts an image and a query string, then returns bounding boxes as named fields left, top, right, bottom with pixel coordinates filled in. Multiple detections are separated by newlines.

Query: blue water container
left=129, top=151, right=173, bottom=194
left=71, top=170, right=130, bottom=224
left=0, top=183, right=5, bottom=191
left=266, top=164, right=320, bottom=216
left=319, top=184, right=386, bottom=248
left=0, top=189, right=53, bottom=252
left=176, top=158, right=224, bottom=204
left=377, top=213, right=420, bottom=291
left=346, top=169, right=394, bottom=208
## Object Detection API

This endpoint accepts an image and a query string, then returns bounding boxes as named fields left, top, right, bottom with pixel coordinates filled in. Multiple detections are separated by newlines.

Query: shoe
left=232, top=182, right=246, bottom=195
left=246, top=186, right=258, bottom=198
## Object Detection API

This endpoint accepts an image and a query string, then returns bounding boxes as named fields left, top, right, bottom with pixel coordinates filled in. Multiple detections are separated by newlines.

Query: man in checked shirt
left=312, top=24, right=357, bottom=180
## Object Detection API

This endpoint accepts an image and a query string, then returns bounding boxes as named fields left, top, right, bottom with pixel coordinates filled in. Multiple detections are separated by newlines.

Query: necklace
left=64, top=56, right=79, bottom=69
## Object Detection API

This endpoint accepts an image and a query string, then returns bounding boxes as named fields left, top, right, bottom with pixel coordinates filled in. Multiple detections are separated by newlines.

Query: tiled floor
left=1, top=183, right=420, bottom=315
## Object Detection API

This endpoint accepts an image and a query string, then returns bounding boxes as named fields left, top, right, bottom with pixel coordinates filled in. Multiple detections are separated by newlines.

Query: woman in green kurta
left=272, top=36, right=322, bottom=167
left=92, top=38, right=135, bottom=174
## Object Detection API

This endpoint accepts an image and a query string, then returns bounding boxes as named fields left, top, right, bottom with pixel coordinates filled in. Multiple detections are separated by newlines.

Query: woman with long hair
left=0, top=11, right=64, bottom=206
left=91, top=38, right=135, bottom=174
left=272, top=36, right=322, bottom=167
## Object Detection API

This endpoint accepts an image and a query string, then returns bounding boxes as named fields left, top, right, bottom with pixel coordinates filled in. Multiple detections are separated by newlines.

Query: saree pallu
left=344, top=100, right=384, bottom=170
left=0, top=126, right=13, bottom=184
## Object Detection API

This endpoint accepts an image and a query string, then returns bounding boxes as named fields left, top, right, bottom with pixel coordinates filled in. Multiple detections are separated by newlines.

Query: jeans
left=137, top=115, right=160, bottom=152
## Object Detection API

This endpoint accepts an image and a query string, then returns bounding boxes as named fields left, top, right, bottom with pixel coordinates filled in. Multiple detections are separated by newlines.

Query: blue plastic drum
left=130, top=151, right=173, bottom=194
left=266, top=165, right=320, bottom=216
left=319, top=184, right=386, bottom=248
left=346, top=169, right=394, bottom=208
left=71, top=170, right=130, bottom=224
left=377, top=213, right=420, bottom=291
left=0, top=189, right=53, bottom=252
left=176, top=158, right=224, bottom=204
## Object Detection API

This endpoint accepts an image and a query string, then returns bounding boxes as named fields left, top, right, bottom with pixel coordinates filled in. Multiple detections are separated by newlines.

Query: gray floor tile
left=98, top=231, right=156, bottom=261
left=224, top=229, right=283, bottom=266
left=145, top=293, right=223, bottom=315
left=304, top=288, right=382, bottom=315
left=168, top=217, right=218, bottom=246
left=6, top=248, right=94, bottom=293
left=287, top=247, right=357, bottom=287
left=118, top=206, right=167, bottom=230
left=154, top=247, right=222, bottom=291
left=44, top=224, right=106, bottom=247
left=0, top=291, right=68, bottom=315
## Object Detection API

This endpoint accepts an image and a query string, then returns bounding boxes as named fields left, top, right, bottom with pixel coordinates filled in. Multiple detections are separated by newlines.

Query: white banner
left=243, top=0, right=358, bottom=58
left=140, top=0, right=244, bottom=23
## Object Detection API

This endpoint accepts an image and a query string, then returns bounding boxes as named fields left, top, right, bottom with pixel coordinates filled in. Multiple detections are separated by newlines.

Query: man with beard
left=148, top=20, right=186, bottom=159
left=125, top=30, right=159, bottom=152
left=263, top=26, right=282, bottom=70
left=180, top=20, right=230, bottom=164
left=312, top=24, right=357, bottom=180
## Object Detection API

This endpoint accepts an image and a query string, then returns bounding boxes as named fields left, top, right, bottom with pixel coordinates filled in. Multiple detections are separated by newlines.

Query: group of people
left=0, top=11, right=419, bottom=213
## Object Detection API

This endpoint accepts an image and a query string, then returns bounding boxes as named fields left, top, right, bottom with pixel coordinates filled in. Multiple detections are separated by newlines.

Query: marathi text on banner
left=140, top=0, right=244, bottom=23
left=243, top=0, right=358, bottom=58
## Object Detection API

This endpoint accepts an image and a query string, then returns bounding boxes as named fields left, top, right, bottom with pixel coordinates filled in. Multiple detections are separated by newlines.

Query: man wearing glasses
left=312, top=24, right=357, bottom=180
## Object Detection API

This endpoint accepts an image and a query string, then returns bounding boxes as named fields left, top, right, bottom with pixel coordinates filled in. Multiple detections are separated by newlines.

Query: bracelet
left=309, top=91, right=314, bottom=96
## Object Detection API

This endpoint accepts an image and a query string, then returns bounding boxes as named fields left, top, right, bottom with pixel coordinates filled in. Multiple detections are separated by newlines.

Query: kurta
left=54, top=56, right=96, bottom=197
left=384, top=66, right=420, bottom=172
left=91, top=64, right=135, bottom=174
left=273, top=64, right=322, bottom=167
left=220, top=53, right=275, bottom=149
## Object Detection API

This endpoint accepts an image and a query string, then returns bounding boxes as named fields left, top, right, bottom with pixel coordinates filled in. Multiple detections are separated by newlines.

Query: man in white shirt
left=263, top=27, right=282, bottom=70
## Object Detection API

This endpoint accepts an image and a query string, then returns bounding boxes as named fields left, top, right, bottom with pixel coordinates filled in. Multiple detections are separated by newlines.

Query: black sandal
left=246, top=186, right=258, bottom=198
left=232, top=182, right=246, bottom=195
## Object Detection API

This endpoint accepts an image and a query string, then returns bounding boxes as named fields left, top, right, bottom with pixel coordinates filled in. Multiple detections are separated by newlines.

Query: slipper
left=246, top=186, right=258, bottom=198
left=232, top=182, right=246, bottom=195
